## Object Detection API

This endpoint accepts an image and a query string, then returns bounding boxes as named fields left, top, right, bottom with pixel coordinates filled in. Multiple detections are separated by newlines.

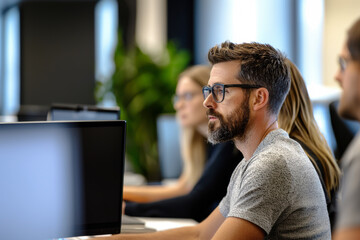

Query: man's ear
left=252, top=88, right=269, bottom=111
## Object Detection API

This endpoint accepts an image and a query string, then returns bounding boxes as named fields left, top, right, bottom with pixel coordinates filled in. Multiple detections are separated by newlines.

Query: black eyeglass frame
left=202, top=83, right=263, bottom=103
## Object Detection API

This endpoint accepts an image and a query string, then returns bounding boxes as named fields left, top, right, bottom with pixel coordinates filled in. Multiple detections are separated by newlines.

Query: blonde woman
left=280, top=59, right=341, bottom=228
left=123, top=65, right=242, bottom=221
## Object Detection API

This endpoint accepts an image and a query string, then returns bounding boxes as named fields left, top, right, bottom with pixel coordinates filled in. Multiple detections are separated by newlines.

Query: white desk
left=120, top=215, right=197, bottom=233
left=137, top=217, right=197, bottom=231
left=66, top=217, right=198, bottom=238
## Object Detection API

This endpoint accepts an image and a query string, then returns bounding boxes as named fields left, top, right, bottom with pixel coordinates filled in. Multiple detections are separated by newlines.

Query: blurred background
left=0, top=0, right=358, bottom=180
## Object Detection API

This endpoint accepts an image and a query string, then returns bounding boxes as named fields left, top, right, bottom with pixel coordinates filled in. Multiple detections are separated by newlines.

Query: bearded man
left=97, top=41, right=331, bottom=240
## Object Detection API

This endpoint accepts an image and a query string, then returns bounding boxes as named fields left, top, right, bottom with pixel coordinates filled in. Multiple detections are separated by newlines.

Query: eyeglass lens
left=173, top=92, right=198, bottom=105
left=202, top=87, right=211, bottom=100
left=339, top=57, right=347, bottom=72
left=202, top=84, right=224, bottom=103
left=212, top=84, right=224, bottom=102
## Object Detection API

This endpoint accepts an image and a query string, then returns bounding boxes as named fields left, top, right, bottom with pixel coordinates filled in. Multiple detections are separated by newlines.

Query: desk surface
left=65, top=217, right=198, bottom=239
left=137, top=217, right=197, bottom=231
left=120, top=216, right=198, bottom=233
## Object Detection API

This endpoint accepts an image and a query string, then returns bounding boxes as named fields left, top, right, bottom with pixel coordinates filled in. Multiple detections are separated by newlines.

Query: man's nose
left=203, top=93, right=215, bottom=109
left=334, top=69, right=343, bottom=88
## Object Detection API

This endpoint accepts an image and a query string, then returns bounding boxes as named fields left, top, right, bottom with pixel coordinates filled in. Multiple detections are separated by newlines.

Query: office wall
left=194, top=0, right=295, bottom=65
left=20, top=1, right=96, bottom=107
left=167, top=0, right=194, bottom=63
left=135, top=0, right=166, bottom=58
left=323, top=0, right=360, bottom=87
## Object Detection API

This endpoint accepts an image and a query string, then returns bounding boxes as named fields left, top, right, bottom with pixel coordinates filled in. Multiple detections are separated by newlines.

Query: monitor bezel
left=0, top=120, right=126, bottom=238
left=51, top=103, right=120, bottom=114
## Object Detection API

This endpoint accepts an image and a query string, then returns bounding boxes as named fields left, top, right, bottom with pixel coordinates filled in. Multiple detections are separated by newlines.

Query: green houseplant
left=96, top=33, right=190, bottom=180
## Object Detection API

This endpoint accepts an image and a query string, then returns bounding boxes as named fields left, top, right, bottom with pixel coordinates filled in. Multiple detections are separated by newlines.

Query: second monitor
left=48, top=103, right=120, bottom=121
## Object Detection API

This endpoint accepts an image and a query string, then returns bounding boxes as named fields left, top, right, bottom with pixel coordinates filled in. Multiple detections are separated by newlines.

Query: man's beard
left=338, top=90, right=360, bottom=122
left=207, top=98, right=250, bottom=144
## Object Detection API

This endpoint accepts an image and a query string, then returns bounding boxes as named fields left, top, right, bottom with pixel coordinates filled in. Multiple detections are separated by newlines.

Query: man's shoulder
left=256, top=129, right=306, bottom=160
left=250, top=129, right=310, bottom=176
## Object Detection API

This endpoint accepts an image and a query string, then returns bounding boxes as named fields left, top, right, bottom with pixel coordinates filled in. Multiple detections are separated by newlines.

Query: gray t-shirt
left=219, top=129, right=331, bottom=239
left=336, top=132, right=360, bottom=229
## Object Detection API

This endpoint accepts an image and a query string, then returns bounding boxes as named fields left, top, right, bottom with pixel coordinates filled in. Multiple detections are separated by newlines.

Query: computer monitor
left=157, top=114, right=182, bottom=179
left=48, top=104, right=120, bottom=121
left=0, top=120, right=126, bottom=239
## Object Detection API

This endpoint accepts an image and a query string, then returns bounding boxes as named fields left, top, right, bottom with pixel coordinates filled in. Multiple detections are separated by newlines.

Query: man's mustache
left=206, top=109, right=222, bottom=119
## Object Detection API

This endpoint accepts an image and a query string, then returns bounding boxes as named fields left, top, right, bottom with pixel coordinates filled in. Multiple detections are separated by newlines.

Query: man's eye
left=214, top=89, right=222, bottom=94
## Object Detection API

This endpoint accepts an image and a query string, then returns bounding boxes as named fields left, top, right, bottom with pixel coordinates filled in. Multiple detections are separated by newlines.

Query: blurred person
left=281, top=59, right=341, bottom=229
left=124, top=65, right=242, bottom=221
left=333, top=17, right=360, bottom=240
left=97, top=41, right=331, bottom=239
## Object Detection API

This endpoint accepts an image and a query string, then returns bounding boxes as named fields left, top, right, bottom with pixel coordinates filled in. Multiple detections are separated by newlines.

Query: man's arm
left=95, top=207, right=226, bottom=240
left=333, top=227, right=360, bottom=240
left=212, top=216, right=265, bottom=240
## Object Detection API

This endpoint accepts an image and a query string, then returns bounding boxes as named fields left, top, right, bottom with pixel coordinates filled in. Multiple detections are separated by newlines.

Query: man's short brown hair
left=208, top=41, right=290, bottom=115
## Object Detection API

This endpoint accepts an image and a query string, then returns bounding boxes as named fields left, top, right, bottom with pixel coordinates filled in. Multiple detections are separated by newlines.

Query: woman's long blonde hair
left=178, top=65, right=211, bottom=188
left=279, top=59, right=341, bottom=198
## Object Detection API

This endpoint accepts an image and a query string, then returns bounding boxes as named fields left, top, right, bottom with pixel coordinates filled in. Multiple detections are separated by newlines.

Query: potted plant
left=96, top=33, right=190, bottom=180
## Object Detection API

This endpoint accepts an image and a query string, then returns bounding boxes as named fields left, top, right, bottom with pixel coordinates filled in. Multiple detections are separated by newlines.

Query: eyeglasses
left=172, top=92, right=201, bottom=105
left=338, top=56, right=349, bottom=72
left=202, top=83, right=263, bottom=103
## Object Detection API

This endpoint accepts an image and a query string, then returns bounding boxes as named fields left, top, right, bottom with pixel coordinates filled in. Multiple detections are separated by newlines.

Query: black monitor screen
left=0, top=120, right=126, bottom=239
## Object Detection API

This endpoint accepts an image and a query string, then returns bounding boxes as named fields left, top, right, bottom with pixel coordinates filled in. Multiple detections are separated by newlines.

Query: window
left=2, top=7, right=20, bottom=115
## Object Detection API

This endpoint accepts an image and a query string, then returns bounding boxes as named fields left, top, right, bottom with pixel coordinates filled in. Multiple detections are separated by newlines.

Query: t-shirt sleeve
left=226, top=154, right=292, bottom=234
left=219, top=164, right=240, bottom=217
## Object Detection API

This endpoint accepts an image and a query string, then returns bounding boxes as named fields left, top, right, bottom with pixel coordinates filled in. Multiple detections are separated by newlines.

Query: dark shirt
left=125, top=141, right=243, bottom=222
